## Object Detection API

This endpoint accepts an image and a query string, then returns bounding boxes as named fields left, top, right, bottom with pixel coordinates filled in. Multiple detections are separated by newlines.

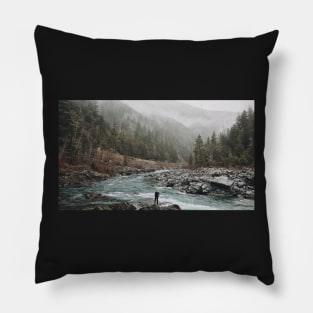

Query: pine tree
left=194, top=135, right=205, bottom=166
left=204, top=137, right=211, bottom=164
left=191, top=108, right=255, bottom=167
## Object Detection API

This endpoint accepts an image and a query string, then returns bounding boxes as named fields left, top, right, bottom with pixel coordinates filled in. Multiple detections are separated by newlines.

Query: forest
left=59, top=100, right=186, bottom=165
left=191, top=108, right=254, bottom=166
left=59, top=100, right=254, bottom=169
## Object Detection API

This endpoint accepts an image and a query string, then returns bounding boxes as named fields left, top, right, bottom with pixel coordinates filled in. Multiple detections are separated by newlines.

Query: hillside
left=58, top=100, right=194, bottom=166
left=124, top=100, right=238, bottom=137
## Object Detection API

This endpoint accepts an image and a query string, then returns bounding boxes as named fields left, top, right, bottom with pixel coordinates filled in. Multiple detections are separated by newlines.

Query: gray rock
left=166, top=179, right=175, bottom=187
left=148, top=167, right=254, bottom=199
left=187, top=182, right=203, bottom=194
left=209, top=176, right=234, bottom=189
left=244, top=190, right=255, bottom=199
left=211, top=169, right=222, bottom=177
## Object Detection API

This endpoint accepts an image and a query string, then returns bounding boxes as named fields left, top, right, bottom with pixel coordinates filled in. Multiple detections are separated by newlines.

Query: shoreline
left=59, top=164, right=169, bottom=187
left=59, top=165, right=255, bottom=200
left=147, top=167, right=255, bottom=200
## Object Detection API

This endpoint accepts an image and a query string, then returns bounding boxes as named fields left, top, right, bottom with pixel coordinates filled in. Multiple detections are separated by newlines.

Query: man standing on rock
left=154, top=190, right=160, bottom=205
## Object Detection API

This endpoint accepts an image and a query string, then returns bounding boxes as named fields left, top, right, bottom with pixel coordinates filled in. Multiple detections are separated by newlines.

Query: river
left=59, top=170, right=254, bottom=210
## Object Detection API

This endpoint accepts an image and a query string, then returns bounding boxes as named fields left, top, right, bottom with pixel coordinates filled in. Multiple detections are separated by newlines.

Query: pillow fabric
left=35, top=25, right=278, bottom=285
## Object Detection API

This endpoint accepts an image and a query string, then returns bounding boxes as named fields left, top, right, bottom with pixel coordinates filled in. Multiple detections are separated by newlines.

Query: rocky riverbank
left=59, top=190, right=182, bottom=211
left=82, top=199, right=182, bottom=211
left=147, top=167, right=255, bottom=199
left=59, top=165, right=159, bottom=187
left=93, top=202, right=181, bottom=211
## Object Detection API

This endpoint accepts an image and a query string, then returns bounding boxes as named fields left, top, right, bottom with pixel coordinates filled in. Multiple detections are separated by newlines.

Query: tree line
left=190, top=108, right=254, bottom=167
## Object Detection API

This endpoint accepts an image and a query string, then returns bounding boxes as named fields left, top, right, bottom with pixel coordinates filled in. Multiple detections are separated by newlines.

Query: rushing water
left=59, top=170, right=254, bottom=210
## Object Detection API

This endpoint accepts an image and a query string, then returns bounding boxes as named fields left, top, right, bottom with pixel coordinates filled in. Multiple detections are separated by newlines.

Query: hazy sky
left=123, top=100, right=253, bottom=113
left=181, top=100, right=254, bottom=112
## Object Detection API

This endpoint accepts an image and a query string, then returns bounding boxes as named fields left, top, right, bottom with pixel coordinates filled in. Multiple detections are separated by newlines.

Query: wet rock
left=109, top=201, right=137, bottom=211
left=94, top=205, right=112, bottom=211
left=139, top=204, right=182, bottom=211
left=160, top=204, right=181, bottom=210
left=84, top=192, right=102, bottom=199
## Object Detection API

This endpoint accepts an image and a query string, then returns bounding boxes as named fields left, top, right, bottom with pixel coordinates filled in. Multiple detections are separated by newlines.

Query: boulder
left=211, top=169, right=222, bottom=177
left=140, top=204, right=182, bottom=211
left=160, top=204, right=181, bottom=210
left=237, top=181, right=246, bottom=188
left=187, top=182, right=202, bottom=194
left=166, top=179, right=175, bottom=187
left=94, top=205, right=112, bottom=211
left=244, top=190, right=255, bottom=199
left=209, top=176, right=234, bottom=190
left=109, top=201, right=137, bottom=211
left=201, top=183, right=213, bottom=193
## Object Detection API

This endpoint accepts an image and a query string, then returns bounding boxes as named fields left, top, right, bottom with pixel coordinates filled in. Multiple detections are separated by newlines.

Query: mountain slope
left=59, top=100, right=196, bottom=164
left=124, top=100, right=238, bottom=136
left=96, top=100, right=195, bottom=159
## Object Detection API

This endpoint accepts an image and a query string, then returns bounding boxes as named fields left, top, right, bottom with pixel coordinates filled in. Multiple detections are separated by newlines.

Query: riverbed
left=59, top=170, right=254, bottom=210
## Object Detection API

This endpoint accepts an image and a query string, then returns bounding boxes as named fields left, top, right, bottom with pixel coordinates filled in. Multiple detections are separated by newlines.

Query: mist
left=123, top=100, right=254, bottom=132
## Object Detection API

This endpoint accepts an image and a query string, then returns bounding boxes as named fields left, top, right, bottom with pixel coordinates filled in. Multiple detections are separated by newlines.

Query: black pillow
left=35, top=25, right=278, bottom=284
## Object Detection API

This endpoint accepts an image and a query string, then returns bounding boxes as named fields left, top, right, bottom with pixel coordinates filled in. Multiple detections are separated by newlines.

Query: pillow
left=35, top=25, right=278, bottom=285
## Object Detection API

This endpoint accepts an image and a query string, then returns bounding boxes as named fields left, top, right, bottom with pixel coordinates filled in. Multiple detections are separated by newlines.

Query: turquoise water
left=59, top=170, right=254, bottom=210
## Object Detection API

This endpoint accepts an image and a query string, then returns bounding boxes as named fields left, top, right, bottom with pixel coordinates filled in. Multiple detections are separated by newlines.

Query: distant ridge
left=124, top=100, right=239, bottom=136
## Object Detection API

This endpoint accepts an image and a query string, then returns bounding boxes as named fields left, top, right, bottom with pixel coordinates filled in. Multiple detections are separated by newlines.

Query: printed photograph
left=59, top=100, right=255, bottom=211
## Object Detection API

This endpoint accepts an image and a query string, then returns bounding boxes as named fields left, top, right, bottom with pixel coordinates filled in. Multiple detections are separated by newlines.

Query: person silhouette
left=154, top=191, right=160, bottom=205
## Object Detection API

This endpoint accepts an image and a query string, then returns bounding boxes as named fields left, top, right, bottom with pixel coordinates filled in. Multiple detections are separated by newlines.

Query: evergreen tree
left=192, top=108, right=254, bottom=167
left=193, top=135, right=205, bottom=166
left=204, top=137, right=211, bottom=164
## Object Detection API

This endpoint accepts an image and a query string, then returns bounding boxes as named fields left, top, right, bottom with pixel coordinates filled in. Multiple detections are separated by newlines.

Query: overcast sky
left=123, top=100, right=253, bottom=113
left=181, top=100, right=254, bottom=112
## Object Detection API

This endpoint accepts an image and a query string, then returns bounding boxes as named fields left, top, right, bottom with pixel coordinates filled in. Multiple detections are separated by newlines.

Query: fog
left=124, top=100, right=253, bottom=114
left=181, top=100, right=253, bottom=112
left=123, top=100, right=254, bottom=132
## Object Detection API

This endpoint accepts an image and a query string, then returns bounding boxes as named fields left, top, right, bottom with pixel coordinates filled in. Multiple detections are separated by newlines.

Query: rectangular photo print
left=58, top=100, right=255, bottom=211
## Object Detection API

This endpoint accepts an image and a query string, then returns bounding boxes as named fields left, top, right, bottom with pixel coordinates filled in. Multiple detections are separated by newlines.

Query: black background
left=35, top=26, right=278, bottom=284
